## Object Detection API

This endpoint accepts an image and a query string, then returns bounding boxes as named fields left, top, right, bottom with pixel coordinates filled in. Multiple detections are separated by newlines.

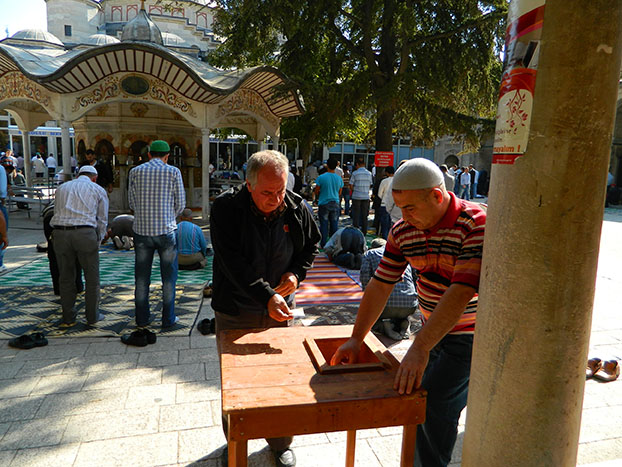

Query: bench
left=8, top=186, right=55, bottom=218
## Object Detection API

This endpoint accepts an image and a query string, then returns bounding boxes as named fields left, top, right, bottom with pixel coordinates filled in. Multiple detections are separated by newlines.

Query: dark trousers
left=350, top=199, right=370, bottom=235
left=53, top=228, right=101, bottom=324
left=414, top=334, right=473, bottom=467
left=215, top=310, right=292, bottom=452
left=48, top=236, right=83, bottom=296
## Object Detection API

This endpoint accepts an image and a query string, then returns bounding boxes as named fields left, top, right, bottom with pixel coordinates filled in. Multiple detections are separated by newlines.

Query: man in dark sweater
left=210, top=150, right=320, bottom=467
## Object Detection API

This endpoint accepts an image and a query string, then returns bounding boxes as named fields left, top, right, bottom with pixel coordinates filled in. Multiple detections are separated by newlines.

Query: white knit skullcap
left=392, top=158, right=443, bottom=190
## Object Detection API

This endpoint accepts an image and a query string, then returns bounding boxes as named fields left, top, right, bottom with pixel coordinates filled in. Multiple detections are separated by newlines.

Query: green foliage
left=209, top=0, right=507, bottom=156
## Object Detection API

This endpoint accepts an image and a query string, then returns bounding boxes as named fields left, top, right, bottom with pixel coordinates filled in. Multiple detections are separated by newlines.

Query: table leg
left=346, top=430, right=356, bottom=467
left=229, top=439, right=247, bottom=467
left=400, top=424, right=417, bottom=467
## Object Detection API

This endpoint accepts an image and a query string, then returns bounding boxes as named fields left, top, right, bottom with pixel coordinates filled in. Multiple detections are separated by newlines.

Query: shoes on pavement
left=8, top=332, right=48, bottom=350
left=593, top=359, right=620, bottom=382
left=112, top=236, right=123, bottom=249
left=197, top=318, right=215, bottom=335
left=121, top=329, right=149, bottom=347
left=273, top=448, right=296, bottom=467
left=161, top=315, right=180, bottom=329
left=0, top=264, right=8, bottom=274
left=121, top=235, right=132, bottom=250
left=586, top=357, right=602, bottom=379
left=144, top=328, right=157, bottom=344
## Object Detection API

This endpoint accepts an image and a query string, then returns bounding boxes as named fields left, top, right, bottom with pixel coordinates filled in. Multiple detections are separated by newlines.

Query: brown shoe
left=586, top=357, right=602, bottom=379
left=593, top=360, right=620, bottom=382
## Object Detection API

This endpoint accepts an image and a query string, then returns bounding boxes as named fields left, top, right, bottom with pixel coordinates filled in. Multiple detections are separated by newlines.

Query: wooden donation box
left=219, top=325, right=427, bottom=466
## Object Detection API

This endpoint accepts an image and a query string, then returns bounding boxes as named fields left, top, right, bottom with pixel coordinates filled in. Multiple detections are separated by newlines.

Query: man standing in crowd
left=46, top=153, right=57, bottom=177
left=176, top=208, right=208, bottom=270
left=82, top=149, right=114, bottom=193
left=33, top=153, right=46, bottom=178
left=459, top=166, right=471, bottom=200
left=377, top=166, right=395, bottom=239
left=124, top=140, right=185, bottom=345
left=469, top=164, right=479, bottom=198
left=349, top=158, right=373, bottom=235
left=211, top=150, right=320, bottom=467
left=314, top=158, right=343, bottom=246
left=440, top=164, right=455, bottom=192
left=332, top=158, right=486, bottom=467
left=0, top=159, right=8, bottom=273
left=50, top=165, right=108, bottom=326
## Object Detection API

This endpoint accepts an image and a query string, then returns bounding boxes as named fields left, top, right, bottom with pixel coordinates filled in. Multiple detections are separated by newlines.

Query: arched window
left=169, top=142, right=187, bottom=168
left=129, top=140, right=148, bottom=166
left=94, top=139, right=115, bottom=165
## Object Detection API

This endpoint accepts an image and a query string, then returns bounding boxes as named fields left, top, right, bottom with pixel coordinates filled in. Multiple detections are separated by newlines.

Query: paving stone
left=190, top=334, right=217, bottom=349
left=159, top=401, right=213, bottom=431
left=366, top=433, right=402, bottom=466
left=178, top=426, right=226, bottom=463
left=30, top=374, right=88, bottom=395
left=580, top=406, right=622, bottom=444
left=12, top=343, right=89, bottom=361
left=178, top=348, right=220, bottom=365
left=0, top=362, right=25, bottom=380
left=82, top=368, right=162, bottom=391
left=578, top=438, right=622, bottom=465
left=62, top=354, right=139, bottom=374
left=326, top=428, right=381, bottom=443
left=0, top=421, right=10, bottom=439
left=36, top=389, right=128, bottom=417
left=125, top=383, right=177, bottom=408
left=162, top=363, right=206, bottom=383
left=65, top=337, right=109, bottom=345
left=62, top=407, right=160, bottom=443
left=377, top=426, right=403, bottom=436
left=0, top=396, right=44, bottom=423
left=125, top=336, right=191, bottom=353
left=295, top=439, right=382, bottom=466
left=9, top=443, right=79, bottom=466
left=0, top=450, right=15, bottom=465
left=137, top=350, right=180, bottom=367
left=290, top=433, right=331, bottom=447
left=14, top=359, right=67, bottom=377
left=175, top=379, right=220, bottom=404
left=84, top=341, right=129, bottom=356
left=73, top=432, right=178, bottom=467
left=0, top=349, right=18, bottom=360
left=451, top=428, right=465, bottom=464
left=205, top=361, right=221, bottom=380
left=210, top=400, right=222, bottom=427
left=0, top=416, right=70, bottom=450
left=0, top=377, right=39, bottom=399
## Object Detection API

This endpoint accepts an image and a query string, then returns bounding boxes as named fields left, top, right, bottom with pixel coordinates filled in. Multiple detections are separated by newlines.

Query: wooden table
left=218, top=325, right=427, bottom=467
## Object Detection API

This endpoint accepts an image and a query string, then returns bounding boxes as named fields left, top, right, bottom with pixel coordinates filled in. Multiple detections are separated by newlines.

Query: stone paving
left=0, top=209, right=621, bottom=466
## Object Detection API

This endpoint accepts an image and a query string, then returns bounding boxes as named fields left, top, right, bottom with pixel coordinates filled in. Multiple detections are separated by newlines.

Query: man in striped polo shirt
left=332, top=158, right=486, bottom=467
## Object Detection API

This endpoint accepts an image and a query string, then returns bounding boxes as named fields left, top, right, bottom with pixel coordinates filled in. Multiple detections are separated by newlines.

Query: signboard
left=493, top=0, right=545, bottom=164
left=374, top=151, right=394, bottom=167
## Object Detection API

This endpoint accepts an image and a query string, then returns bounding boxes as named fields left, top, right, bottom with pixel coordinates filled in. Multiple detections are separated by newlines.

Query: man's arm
left=173, top=169, right=186, bottom=217
left=394, top=283, right=476, bottom=394
left=96, top=190, right=110, bottom=242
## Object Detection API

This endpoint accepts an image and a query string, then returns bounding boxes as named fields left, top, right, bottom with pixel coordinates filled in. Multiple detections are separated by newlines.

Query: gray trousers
left=215, top=310, right=292, bottom=452
left=178, top=252, right=206, bottom=267
left=53, top=228, right=101, bottom=324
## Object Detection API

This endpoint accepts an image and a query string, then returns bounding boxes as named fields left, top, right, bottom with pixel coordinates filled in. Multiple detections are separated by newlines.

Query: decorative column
left=462, top=2, right=622, bottom=466
left=22, top=131, right=32, bottom=187
left=60, top=121, right=72, bottom=181
left=201, top=128, right=211, bottom=220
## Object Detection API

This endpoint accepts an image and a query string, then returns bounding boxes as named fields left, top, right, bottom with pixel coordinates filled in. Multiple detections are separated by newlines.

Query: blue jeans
left=318, top=201, right=340, bottom=246
left=459, top=185, right=470, bottom=200
left=414, top=334, right=473, bottom=467
left=0, top=204, right=8, bottom=266
left=134, top=232, right=178, bottom=327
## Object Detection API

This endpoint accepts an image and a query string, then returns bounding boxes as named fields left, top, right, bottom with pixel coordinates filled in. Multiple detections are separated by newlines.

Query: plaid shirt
left=128, top=158, right=185, bottom=236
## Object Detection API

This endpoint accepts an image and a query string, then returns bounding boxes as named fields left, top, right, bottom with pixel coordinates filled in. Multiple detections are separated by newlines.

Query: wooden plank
left=401, top=425, right=417, bottom=467
left=228, top=440, right=247, bottom=467
left=346, top=431, right=356, bottom=467
left=225, top=394, right=426, bottom=441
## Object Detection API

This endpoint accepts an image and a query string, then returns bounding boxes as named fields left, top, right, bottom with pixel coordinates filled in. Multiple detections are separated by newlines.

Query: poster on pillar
left=374, top=151, right=394, bottom=167
left=493, top=0, right=545, bottom=165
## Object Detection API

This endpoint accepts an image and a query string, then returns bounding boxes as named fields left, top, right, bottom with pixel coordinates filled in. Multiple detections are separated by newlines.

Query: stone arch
left=169, top=141, right=188, bottom=168
left=444, top=154, right=459, bottom=167
left=94, top=139, right=115, bottom=164
left=129, top=140, right=149, bottom=166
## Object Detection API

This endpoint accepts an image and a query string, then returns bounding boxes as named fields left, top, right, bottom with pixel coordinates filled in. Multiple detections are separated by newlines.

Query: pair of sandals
left=586, top=358, right=620, bottom=382
left=197, top=318, right=216, bottom=335
left=9, top=332, right=48, bottom=350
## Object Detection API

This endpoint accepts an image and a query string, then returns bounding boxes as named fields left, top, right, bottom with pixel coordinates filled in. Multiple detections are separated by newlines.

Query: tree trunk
left=375, top=105, right=394, bottom=152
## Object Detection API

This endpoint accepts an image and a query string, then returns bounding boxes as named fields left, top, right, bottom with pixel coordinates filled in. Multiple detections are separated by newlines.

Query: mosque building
left=0, top=0, right=304, bottom=215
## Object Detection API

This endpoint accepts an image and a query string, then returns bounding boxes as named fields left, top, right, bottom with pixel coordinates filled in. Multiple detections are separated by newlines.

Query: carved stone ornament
left=94, top=104, right=109, bottom=116
left=130, top=102, right=149, bottom=118
left=148, top=78, right=197, bottom=118
left=72, top=76, right=120, bottom=112
left=0, top=72, right=54, bottom=111
left=217, top=88, right=279, bottom=128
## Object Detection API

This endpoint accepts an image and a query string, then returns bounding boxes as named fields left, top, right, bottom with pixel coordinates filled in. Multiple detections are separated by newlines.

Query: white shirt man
left=46, top=154, right=57, bottom=168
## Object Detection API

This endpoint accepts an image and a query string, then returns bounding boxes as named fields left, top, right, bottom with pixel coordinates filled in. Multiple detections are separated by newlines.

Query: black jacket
left=210, top=184, right=320, bottom=315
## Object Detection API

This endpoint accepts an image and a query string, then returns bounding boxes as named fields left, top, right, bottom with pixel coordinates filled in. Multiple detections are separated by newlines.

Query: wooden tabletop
left=219, top=325, right=426, bottom=441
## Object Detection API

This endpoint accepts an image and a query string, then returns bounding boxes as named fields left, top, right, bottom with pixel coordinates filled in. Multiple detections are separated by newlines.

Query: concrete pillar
left=201, top=128, right=210, bottom=220
left=22, top=131, right=32, bottom=187
left=60, top=121, right=72, bottom=181
left=462, top=2, right=622, bottom=466
left=272, top=135, right=280, bottom=152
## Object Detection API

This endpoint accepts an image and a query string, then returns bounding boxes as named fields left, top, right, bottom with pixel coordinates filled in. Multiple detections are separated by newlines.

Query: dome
left=85, top=34, right=120, bottom=46
left=11, top=29, right=64, bottom=46
left=161, top=32, right=188, bottom=47
left=121, top=8, right=163, bottom=45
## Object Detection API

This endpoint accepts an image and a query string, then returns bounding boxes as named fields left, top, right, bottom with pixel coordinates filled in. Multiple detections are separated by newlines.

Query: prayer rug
left=295, top=254, right=363, bottom=306
left=0, top=251, right=213, bottom=287
left=294, top=303, right=359, bottom=327
left=0, top=284, right=204, bottom=339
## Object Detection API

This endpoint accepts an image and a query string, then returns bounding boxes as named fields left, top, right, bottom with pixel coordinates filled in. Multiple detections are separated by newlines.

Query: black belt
left=53, top=225, right=94, bottom=230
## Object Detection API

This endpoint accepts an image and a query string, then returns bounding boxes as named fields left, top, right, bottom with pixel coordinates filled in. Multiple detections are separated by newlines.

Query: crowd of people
left=2, top=143, right=493, bottom=467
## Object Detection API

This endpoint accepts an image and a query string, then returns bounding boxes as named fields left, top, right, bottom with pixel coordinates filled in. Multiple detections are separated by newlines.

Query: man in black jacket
left=210, top=150, right=320, bottom=467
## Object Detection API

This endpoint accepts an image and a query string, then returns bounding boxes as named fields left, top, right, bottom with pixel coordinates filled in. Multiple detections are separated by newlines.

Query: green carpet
left=0, top=284, right=204, bottom=339
left=0, top=250, right=213, bottom=287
